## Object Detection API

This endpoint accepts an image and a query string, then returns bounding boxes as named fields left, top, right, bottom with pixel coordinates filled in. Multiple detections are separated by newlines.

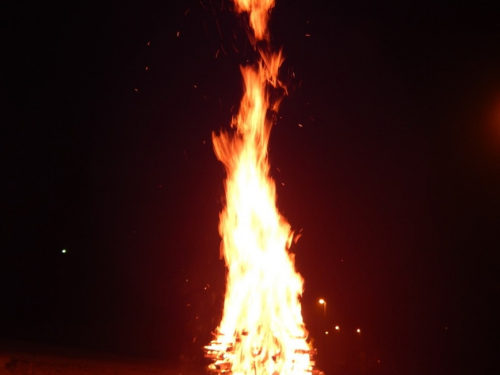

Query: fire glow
left=204, top=1, right=315, bottom=375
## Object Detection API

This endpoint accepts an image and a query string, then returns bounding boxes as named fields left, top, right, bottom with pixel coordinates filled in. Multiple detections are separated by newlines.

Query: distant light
left=356, top=328, right=361, bottom=334
left=335, top=325, right=340, bottom=331
left=61, top=249, right=67, bottom=254
left=319, top=299, right=325, bottom=305
left=325, top=331, right=329, bottom=335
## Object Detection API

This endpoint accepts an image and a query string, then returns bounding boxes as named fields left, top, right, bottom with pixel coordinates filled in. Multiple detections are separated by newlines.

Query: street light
left=318, top=299, right=328, bottom=360
left=318, top=298, right=326, bottom=325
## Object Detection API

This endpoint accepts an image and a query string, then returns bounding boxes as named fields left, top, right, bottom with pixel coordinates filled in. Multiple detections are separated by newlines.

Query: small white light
left=61, top=249, right=67, bottom=254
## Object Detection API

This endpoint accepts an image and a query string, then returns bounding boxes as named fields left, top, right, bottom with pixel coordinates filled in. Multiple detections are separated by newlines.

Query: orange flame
left=233, top=0, right=275, bottom=41
left=206, top=1, right=313, bottom=375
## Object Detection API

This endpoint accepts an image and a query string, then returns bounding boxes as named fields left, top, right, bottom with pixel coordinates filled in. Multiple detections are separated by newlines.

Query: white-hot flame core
left=209, top=1, right=312, bottom=375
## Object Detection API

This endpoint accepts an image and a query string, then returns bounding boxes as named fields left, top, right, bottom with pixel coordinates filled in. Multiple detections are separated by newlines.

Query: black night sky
left=1, top=1, right=499, bottom=374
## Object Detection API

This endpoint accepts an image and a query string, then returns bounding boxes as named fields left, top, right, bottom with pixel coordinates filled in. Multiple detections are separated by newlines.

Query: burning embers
left=204, top=1, right=316, bottom=375
left=205, top=335, right=314, bottom=375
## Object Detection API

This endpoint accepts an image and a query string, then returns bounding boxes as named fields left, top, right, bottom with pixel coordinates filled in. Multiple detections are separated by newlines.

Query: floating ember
left=204, top=1, right=316, bottom=375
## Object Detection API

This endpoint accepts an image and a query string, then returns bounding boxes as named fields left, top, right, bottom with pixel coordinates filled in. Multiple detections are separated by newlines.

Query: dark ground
left=0, top=340, right=202, bottom=375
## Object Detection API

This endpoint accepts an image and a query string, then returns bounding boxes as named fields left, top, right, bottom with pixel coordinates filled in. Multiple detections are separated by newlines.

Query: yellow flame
left=208, top=1, right=313, bottom=375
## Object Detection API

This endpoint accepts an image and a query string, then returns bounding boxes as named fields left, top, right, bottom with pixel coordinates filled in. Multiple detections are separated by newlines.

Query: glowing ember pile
left=204, top=1, right=315, bottom=375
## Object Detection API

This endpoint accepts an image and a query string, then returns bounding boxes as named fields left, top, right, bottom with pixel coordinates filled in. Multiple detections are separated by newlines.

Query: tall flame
left=206, top=1, right=313, bottom=375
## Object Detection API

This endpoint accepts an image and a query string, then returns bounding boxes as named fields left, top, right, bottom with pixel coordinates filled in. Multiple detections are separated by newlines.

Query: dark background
left=1, top=0, right=499, bottom=374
